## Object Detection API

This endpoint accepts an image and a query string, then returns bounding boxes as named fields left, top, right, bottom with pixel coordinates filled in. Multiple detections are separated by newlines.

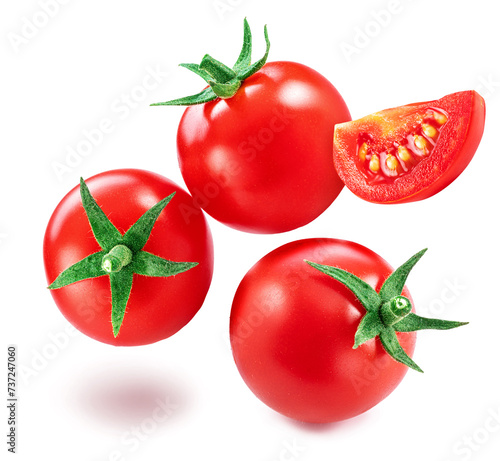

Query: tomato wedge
left=332, top=91, right=485, bottom=203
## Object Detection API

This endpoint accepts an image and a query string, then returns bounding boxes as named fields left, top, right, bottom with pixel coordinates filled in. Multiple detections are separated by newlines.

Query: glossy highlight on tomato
left=43, top=169, right=214, bottom=346
left=333, top=90, right=485, bottom=203
left=177, top=61, right=351, bottom=233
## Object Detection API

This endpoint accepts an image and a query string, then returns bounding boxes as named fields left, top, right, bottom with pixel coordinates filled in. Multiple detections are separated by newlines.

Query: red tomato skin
left=43, top=169, right=214, bottom=346
left=176, top=61, right=351, bottom=234
left=333, top=90, right=486, bottom=203
left=230, top=239, right=416, bottom=423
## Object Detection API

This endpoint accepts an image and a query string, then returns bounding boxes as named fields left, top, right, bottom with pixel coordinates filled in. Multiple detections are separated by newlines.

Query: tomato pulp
left=333, top=90, right=485, bottom=203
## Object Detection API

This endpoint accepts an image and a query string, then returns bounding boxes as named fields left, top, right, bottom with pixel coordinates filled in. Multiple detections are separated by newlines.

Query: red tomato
left=332, top=90, right=485, bottom=203
left=43, top=169, right=214, bottom=346
left=230, top=239, right=416, bottom=423
left=177, top=61, right=351, bottom=233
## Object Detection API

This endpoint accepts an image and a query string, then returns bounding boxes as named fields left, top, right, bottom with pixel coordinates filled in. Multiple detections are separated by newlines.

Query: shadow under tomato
left=66, top=360, right=190, bottom=429
left=277, top=407, right=377, bottom=433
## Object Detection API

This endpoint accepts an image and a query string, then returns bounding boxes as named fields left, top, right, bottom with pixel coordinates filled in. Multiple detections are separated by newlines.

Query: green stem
left=101, top=245, right=133, bottom=273
left=380, top=296, right=412, bottom=327
left=199, top=54, right=236, bottom=83
left=151, top=18, right=270, bottom=106
left=306, top=249, right=468, bottom=372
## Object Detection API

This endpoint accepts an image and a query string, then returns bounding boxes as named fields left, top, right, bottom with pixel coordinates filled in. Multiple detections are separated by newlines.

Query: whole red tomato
left=44, top=169, right=214, bottom=346
left=333, top=90, right=485, bottom=203
left=230, top=239, right=466, bottom=423
left=154, top=20, right=351, bottom=233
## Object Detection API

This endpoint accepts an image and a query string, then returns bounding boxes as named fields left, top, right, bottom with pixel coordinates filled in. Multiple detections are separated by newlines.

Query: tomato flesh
left=333, top=91, right=485, bottom=203
left=358, top=108, right=448, bottom=185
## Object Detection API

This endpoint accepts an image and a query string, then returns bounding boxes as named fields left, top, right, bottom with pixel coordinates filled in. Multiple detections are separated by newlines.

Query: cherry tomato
left=332, top=90, right=485, bottom=203
left=230, top=239, right=416, bottom=423
left=44, top=169, right=214, bottom=346
left=176, top=61, right=351, bottom=233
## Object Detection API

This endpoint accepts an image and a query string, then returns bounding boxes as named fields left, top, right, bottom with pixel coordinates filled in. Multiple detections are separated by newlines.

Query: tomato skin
left=177, top=61, right=351, bottom=234
left=333, top=90, right=486, bottom=204
left=43, top=169, right=214, bottom=346
left=230, top=239, right=416, bottom=423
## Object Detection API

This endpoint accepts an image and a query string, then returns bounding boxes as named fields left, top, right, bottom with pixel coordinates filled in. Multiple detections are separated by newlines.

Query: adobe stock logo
left=19, top=324, right=80, bottom=386
left=451, top=405, right=500, bottom=461
left=270, top=439, right=307, bottom=461
left=339, top=0, right=414, bottom=63
left=7, top=0, right=72, bottom=53
left=177, top=106, right=296, bottom=225
left=51, top=64, right=169, bottom=182
left=212, top=0, right=246, bottom=21
left=475, top=74, right=500, bottom=101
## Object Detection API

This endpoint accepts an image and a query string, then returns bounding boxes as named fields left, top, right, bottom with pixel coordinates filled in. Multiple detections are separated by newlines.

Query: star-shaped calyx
left=151, top=18, right=270, bottom=106
left=48, top=178, right=198, bottom=337
left=306, top=249, right=467, bottom=372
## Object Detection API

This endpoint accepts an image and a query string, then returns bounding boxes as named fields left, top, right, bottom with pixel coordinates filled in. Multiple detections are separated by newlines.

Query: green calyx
left=151, top=18, right=270, bottom=106
left=306, top=249, right=468, bottom=373
left=48, top=178, right=198, bottom=338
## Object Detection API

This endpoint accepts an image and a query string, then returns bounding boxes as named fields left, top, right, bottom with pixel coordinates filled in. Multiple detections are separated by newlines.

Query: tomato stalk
left=47, top=179, right=199, bottom=338
left=306, top=249, right=468, bottom=372
left=151, top=18, right=270, bottom=106
left=380, top=296, right=412, bottom=327
left=102, top=245, right=133, bottom=273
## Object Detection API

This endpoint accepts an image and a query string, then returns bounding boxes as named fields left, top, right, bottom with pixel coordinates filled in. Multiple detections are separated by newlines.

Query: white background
left=2, top=0, right=499, bottom=460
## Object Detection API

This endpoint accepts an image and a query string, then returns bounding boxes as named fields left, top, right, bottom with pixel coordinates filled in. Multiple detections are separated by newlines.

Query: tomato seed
left=413, top=135, right=430, bottom=154
left=385, top=154, right=399, bottom=171
left=358, top=142, right=369, bottom=162
left=433, top=110, right=448, bottom=125
left=397, top=145, right=412, bottom=162
left=422, top=123, right=438, bottom=139
left=369, top=154, right=380, bottom=172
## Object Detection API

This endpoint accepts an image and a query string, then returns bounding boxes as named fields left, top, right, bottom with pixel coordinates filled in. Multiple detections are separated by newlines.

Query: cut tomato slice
left=333, top=91, right=485, bottom=203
